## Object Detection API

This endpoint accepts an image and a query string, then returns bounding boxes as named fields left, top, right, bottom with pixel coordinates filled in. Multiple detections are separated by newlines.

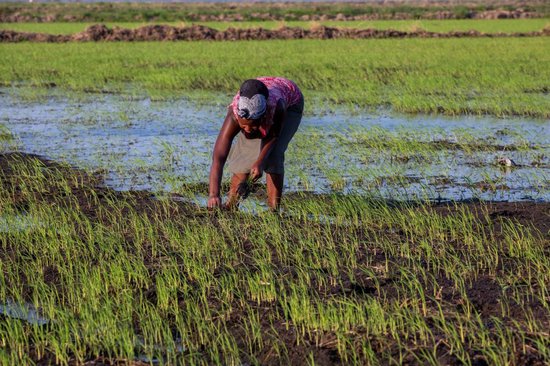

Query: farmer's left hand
left=250, top=162, right=264, bottom=182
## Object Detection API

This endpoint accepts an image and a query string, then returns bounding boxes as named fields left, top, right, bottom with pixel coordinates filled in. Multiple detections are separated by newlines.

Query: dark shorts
left=228, top=97, right=304, bottom=175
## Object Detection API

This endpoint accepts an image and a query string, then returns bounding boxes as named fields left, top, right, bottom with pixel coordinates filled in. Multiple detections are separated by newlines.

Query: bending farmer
left=208, top=77, right=304, bottom=210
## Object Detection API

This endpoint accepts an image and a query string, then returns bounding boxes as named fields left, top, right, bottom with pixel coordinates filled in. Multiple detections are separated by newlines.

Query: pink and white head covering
left=237, top=94, right=267, bottom=120
left=231, top=77, right=303, bottom=138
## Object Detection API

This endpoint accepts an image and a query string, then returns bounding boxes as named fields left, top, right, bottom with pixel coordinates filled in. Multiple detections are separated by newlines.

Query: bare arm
left=208, top=108, right=240, bottom=201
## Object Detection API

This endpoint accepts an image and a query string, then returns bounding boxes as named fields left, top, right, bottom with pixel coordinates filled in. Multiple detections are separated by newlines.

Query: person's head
left=236, top=79, right=269, bottom=136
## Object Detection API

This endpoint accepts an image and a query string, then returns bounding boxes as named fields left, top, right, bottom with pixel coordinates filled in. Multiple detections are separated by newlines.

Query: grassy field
left=1, top=19, right=549, bottom=35
left=1, top=37, right=549, bottom=117
left=0, top=151, right=549, bottom=365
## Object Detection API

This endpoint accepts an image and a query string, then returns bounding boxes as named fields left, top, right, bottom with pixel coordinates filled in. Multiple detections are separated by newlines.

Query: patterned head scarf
left=237, top=94, right=267, bottom=120
left=237, top=79, right=269, bottom=120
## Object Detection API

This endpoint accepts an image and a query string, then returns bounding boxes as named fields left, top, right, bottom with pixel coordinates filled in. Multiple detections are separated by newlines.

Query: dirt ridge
left=2, top=23, right=550, bottom=42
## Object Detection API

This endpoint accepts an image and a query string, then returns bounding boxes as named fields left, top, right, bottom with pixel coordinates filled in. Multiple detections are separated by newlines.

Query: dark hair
left=239, top=79, right=269, bottom=99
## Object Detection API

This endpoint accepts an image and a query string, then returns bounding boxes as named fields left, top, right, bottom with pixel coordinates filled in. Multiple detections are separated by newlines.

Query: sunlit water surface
left=1, top=89, right=549, bottom=205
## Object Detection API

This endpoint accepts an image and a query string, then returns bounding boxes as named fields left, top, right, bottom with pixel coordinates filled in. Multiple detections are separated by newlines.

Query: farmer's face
left=237, top=117, right=261, bottom=138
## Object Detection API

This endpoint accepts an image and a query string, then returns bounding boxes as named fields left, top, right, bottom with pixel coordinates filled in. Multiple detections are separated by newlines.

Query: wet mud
left=1, top=23, right=549, bottom=42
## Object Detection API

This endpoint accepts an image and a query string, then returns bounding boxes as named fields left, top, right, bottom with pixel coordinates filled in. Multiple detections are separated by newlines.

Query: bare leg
left=266, top=173, right=284, bottom=211
left=226, top=173, right=250, bottom=210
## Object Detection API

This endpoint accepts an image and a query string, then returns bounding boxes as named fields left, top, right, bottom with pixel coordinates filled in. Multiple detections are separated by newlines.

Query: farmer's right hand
left=207, top=195, right=222, bottom=209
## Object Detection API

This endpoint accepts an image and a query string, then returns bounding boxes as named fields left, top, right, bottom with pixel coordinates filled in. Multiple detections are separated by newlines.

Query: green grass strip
left=0, top=19, right=549, bottom=35
left=1, top=37, right=549, bottom=117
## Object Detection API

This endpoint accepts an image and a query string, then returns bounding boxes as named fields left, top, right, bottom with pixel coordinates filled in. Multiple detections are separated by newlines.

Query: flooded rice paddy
left=1, top=86, right=549, bottom=365
left=1, top=88, right=549, bottom=203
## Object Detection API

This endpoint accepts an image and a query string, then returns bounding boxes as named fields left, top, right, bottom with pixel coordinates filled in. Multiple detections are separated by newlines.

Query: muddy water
left=1, top=88, right=549, bottom=203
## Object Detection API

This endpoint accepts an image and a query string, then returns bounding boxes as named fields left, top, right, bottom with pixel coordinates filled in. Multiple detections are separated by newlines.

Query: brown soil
left=0, top=152, right=188, bottom=224
left=1, top=23, right=549, bottom=43
left=1, top=152, right=549, bottom=365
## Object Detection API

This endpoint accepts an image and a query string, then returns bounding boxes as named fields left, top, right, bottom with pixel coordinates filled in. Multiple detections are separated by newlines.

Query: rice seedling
left=1, top=149, right=543, bottom=365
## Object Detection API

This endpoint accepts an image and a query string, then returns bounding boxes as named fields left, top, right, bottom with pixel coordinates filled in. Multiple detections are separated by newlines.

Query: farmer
left=208, top=77, right=304, bottom=211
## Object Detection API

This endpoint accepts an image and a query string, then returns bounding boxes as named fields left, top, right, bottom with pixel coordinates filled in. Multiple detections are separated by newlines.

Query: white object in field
left=497, top=157, right=517, bottom=167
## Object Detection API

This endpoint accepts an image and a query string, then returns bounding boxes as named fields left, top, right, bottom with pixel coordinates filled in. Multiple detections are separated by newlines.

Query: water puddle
left=134, top=336, right=186, bottom=364
left=0, top=297, right=185, bottom=362
left=1, top=88, right=548, bottom=202
left=0, top=214, right=45, bottom=233
left=0, top=299, right=50, bottom=326
left=169, top=193, right=270, bottom=215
